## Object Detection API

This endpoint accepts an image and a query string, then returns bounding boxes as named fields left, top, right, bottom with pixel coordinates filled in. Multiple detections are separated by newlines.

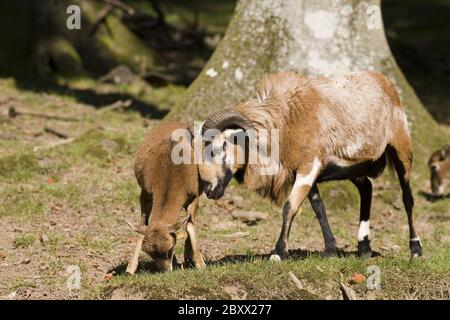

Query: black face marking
left=206, top=167, right=233, bottom=200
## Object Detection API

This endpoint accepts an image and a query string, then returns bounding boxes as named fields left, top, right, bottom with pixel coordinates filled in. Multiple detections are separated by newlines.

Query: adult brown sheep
left=196, top=71, right=422, bottom=260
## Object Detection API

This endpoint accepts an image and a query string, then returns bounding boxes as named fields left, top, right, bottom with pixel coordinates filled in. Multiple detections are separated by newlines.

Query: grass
left=13, top=234, right=36, bottom=248
left=95, top=245, right=450, bottom=300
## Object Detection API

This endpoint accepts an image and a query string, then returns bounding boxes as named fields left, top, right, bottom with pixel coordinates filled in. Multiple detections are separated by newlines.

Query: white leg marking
left=411, top=236, right=422, bottom=246
left=438, top=185, right=444, bottom=196
left=293, top=158, right=322, bottom=188
left=357, top=220, right=370, bottom=241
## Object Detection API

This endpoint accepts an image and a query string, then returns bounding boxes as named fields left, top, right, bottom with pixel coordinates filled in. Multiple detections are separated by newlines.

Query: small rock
left=231, top=210, right=267, bottom=225
left=39, top=234, right=49, bottom=244
left=222, top=231, right=250, bottom=239
left=233, top=195, right=244, bottom=208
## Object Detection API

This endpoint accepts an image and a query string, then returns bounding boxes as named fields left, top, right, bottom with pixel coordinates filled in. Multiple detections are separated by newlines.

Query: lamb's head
left=127, top=217, right=188, bottom=272
left=195, top=110, right=253, bottom=200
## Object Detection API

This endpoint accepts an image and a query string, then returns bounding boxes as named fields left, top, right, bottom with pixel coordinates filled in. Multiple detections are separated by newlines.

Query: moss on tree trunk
left=0, top=0, right=157, bottom=77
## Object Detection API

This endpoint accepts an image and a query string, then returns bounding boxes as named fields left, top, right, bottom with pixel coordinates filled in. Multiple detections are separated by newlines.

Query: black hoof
left=410, top=239, right=423, bottom=258
left=323, top=247, right=337, bottom=258
left=357, top=239, right=373, bottom=257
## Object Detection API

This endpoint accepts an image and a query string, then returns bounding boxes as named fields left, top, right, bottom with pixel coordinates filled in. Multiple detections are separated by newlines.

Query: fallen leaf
left=46, top=177, right=56, bottom=184
left=216, top=198, right=235, bottom=212
left=104, top=272, right=115, bottom=281
left=51, top=205, right=62, bottom=214
left=349, top=273, right=366, bottom=284
left=0, top=251, right=6, bottom=260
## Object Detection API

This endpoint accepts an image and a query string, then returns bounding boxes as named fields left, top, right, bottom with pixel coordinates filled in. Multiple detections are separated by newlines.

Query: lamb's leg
left=271, top=159, right=321, bottom=261
left=184, top=198, right=206, bottom=268
left=308, top=184, right=337, bottom=257
left=126, top=191, right=152, bottom=275
left=126, top=234, right=144, bottom=275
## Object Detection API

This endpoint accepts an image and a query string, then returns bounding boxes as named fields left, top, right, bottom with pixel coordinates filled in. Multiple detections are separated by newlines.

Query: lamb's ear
left=169, top=215, right=191, bottom=233
left=126, top=221, right=146, bottom=235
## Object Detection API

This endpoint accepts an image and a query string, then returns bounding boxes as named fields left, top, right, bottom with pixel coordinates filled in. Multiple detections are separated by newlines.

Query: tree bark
left=169, top=0, right=448, bottom=172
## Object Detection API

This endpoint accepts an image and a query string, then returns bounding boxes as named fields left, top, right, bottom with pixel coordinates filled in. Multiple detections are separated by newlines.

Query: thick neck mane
left=232, top=72, right=305, bottom=205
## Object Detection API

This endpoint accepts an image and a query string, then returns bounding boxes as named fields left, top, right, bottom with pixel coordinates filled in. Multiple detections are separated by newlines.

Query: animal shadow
left=419, top=190, right=450, bottom=202
left=111, top=247, right=382, bottom=276
left=209, top=247, right=381, bottom=266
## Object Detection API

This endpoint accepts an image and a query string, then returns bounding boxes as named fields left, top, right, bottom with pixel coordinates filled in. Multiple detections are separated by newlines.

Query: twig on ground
left=288, top=271, right=304, bottom=290
left=340, top=282, right=358, bottom=300
left=33, top=138, right=75, bottom=152
left=44, top=127, right=70, bottom=139
left=99, top=99, right=133, bottom=113
left=8, top=107, right=80, bottom=122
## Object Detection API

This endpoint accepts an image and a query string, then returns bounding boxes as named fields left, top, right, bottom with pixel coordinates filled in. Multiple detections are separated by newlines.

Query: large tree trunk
left=0, top=0, right=157, bottom=77
left=169, top=0, right=448, bottom=175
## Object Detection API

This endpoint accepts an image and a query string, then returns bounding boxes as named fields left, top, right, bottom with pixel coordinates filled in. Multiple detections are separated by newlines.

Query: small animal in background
left=428, top=145, right=449, bottom=197
left=126, top=121, right=206, bottom=273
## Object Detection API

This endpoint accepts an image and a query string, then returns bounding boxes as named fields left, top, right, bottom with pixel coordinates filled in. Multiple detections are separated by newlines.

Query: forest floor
left=0, top=76, right=449, bottom=300
left=0, top=0, right=449, bottom=301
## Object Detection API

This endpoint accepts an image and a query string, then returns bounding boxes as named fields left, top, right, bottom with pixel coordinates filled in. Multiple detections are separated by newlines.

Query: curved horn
left=202, top=110, right=254, bottom=135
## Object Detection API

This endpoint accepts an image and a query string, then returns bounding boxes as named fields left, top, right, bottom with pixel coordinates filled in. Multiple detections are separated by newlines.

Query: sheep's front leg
left=270, top=159, right=321, bottom=261
left=184, top=198, right=206, bottom=268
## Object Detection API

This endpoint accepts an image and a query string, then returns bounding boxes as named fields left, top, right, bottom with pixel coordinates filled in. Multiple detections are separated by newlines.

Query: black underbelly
left=317, top=154, right=387, bottom=182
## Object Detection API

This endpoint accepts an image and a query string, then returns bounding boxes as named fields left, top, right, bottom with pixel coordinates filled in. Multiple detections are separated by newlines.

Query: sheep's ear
left=126, top=221, right=146, bottom=235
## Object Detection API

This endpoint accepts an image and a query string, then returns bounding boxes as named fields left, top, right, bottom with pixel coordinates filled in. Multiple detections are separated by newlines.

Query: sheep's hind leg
left=308, top=184, right=337, bottom=257
left=351, top=177, right=376, bottom=257
left=387, top=145, right=422, bottom=258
